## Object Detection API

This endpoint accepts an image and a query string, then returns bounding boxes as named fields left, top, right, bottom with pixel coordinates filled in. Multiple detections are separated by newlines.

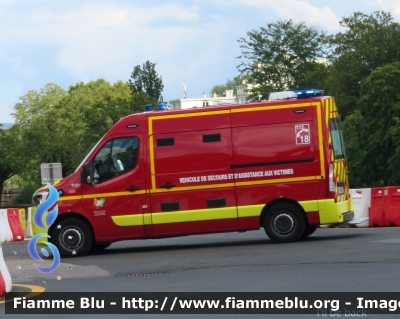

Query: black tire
left=301, top=224, right=318, bottom=238
left=91, top=243, right=111, bottom=253
left=51, top=218, right=93, bottom=257
left=263, top=203, right=306, bottom=243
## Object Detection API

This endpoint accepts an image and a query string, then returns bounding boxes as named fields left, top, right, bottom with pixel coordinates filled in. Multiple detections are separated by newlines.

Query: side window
left=93, top=137, right=139, bottom=184
left=329, top=118, right=346, bottom=159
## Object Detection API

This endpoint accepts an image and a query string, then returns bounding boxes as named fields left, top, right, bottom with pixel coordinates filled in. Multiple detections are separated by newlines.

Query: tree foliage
left=343, top=62, right=400, bottom=186
left=0, top=125, right=24, bottom=198
left=12, top=183, right=40, bottom=205
left=237, top=19, right=328, bottom=101
left=12, top=80, right=142, bottom=183
left=328, top=11, right=400, bottom=118
left=303, top=63, right=331, bottom=90
left=128, top=60, right=164, bottom=102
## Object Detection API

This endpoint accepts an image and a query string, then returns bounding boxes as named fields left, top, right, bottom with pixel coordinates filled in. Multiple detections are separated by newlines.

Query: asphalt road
left=1, top=227, right=400, bottom=319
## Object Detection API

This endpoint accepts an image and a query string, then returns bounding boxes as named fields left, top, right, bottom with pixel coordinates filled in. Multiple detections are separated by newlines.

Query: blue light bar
left=294, top=89, right=324, bottom=98
left=144, top=104, right=153, bottom=112
left=157, top=104, right=166, bottom=111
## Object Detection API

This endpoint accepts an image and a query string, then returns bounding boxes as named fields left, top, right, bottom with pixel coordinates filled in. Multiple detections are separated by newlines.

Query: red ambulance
left=32, top=89, right=354, bottom=257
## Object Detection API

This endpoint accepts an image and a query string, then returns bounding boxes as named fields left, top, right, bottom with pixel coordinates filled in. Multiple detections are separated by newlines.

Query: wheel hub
left=62, top=228, right=82, bottom=249
left=273, top=213, right=295, bottom=234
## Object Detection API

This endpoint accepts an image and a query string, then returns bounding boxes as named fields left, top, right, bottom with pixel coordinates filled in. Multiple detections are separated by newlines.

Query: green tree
left=12, top=183, right=40, bottom=205
left=130, top=90, right=158, bottom=112
left=0, top=125, right=24, bottom=198
left=237, top=19, right=329, bottom=101
left=128, top=60, right=164, bottom=102
left=328, top=11, right=400, bottom=118
left=13, top=80, right=140, bottom=181
left=65, top=79, right=135, bottom=147
left=344, top=62, right=400, bottom=186
left=13, top=83, right=68, bottom=182
left=303, top=62, right=331, bottom=92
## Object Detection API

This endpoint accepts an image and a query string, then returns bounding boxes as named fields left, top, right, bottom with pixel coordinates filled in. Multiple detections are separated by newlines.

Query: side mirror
left=82, top=163, right=94, bottom=186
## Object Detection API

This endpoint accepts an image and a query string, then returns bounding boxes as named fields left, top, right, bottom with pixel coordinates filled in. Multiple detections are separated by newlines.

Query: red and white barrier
left=0, top=209, right=13, bottom=242
left=0, top=206, right=28, bottom=297
left=0, top=220, right=5, bottom=243
left=0, top=244, right=12, bottom=296
left=0, top=210, right=8, bottom=296
left=349, top=188, right=370, bottom=227
left=7, top=208, right=24, bottom=241
left=384, top=187, right=400, bottom=227
left=369, top=188, right=386, bottom=227
left=350, top=186, right=400, bottom=227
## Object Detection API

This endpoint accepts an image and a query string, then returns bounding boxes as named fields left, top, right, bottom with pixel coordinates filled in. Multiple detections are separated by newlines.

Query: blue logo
left=28, top=183, right=61, bottom=274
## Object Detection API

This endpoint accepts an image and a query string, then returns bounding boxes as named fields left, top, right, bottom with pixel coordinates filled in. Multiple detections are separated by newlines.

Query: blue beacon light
left=144, top=104, right=153, bottom=112
left=294, top=89, right=324, bottom=98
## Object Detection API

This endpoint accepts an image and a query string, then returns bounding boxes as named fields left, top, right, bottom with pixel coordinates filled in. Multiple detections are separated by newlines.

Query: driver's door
left=81, top=134, right=148, bottom=241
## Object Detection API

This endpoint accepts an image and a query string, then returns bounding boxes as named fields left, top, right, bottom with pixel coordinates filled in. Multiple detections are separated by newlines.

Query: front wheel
left=263, top=203, right=306, bottom=243
left=51, top=218, right=93, bottom=257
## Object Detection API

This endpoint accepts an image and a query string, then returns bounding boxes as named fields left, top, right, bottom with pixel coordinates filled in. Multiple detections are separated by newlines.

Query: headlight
left=32, top=191, right=49, bottom=205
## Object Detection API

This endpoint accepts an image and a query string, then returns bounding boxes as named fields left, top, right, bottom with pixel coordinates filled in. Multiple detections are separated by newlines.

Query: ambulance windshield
left=329, top=118, right=346, bottom=160
left=74, top=135, right=105, bottom=173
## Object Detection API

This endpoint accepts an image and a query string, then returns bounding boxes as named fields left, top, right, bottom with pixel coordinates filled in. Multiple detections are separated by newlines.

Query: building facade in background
left=235, top=80, right=253, bottom=104
left=169, top=90, right=236, bottom=110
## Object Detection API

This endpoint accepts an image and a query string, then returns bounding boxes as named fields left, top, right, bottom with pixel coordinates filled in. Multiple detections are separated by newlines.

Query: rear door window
left=329, top=118, right=346, bottom=160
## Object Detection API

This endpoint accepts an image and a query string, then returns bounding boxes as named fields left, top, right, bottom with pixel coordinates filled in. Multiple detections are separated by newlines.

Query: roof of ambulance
left=122, top=95, right=330, bottom=119
left=107, top=96, right=331, bottom=134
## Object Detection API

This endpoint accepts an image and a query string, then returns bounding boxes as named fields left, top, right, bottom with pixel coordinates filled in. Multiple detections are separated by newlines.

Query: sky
left=1, top=0, right=400, bottom=123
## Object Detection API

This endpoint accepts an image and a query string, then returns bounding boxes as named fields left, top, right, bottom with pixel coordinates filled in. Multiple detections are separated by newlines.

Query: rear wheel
left=263, top=203, right=306, bottom=243
left=51, top=218, right=93, bottom=257
left=301, top=224, right=318, bottom=238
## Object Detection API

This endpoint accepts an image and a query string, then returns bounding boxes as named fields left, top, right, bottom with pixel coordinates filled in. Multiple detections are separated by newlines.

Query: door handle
left=126, top=186, right=141, bottom=191
left=159, top=183, right=175, bottom=188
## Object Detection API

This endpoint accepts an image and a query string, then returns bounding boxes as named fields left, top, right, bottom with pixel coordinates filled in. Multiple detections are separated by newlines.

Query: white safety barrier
left=349, top=188, right=371, bottom=227
left=0, top=209, right=14, bottom=296
left=24, top=207, right=34, bottom=238
left=0, top=209, right=13, bottom=242
left=0, top=219, right=5, bottom=243
left=0, top=243, right=12, bottom=293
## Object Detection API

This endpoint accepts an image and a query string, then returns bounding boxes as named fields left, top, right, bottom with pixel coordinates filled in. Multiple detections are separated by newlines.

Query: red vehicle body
left=33, top=93, right=354, bottom=256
